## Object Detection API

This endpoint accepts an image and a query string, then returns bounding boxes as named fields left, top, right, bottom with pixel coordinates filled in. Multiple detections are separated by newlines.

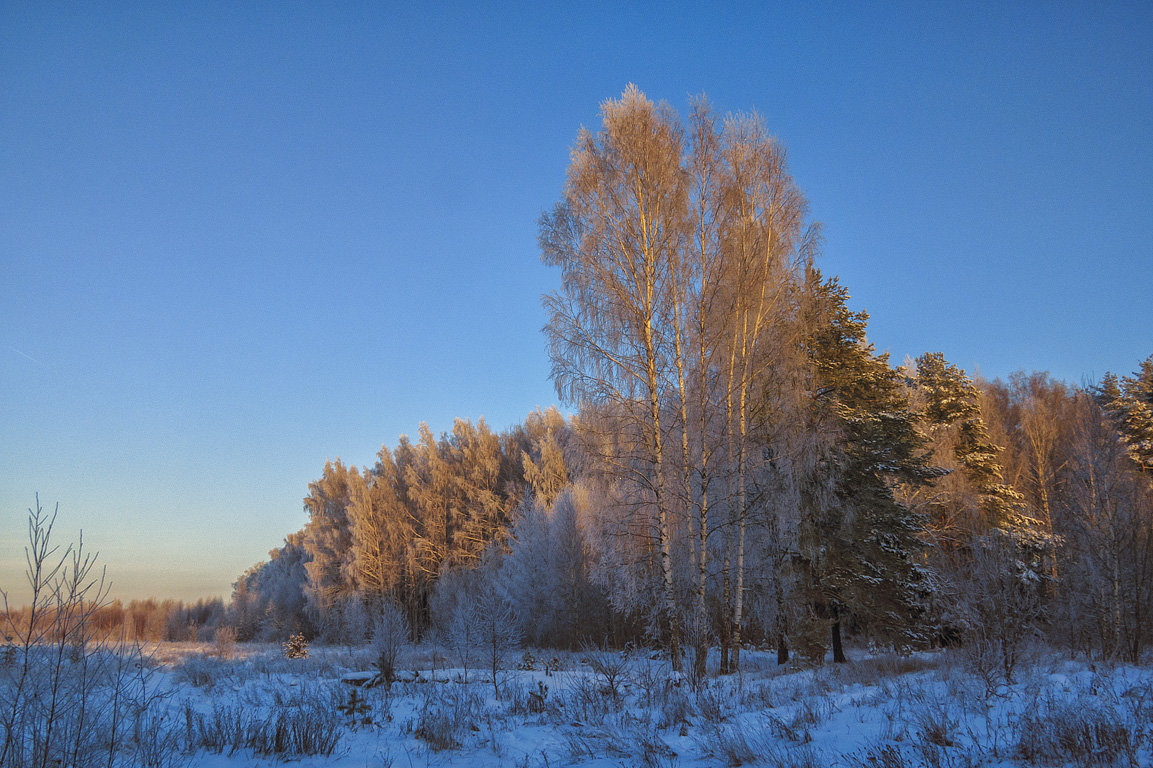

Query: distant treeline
left=3, top=598, right=226, bottom=644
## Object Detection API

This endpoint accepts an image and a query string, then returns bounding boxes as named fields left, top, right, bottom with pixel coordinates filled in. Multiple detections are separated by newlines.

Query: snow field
left=152, top=643, right=1153, bottom=768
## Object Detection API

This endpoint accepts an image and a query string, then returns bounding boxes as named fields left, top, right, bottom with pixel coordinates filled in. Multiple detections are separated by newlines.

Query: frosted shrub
left=564, top=716, right=675, bottom=767
left=172, top=654, right=231, bottom=688
left=410, top=686, right=482, bottom=752
left=656, top=685, right=693, bottom=729
left=412, top=708, right=459, bottom=751
left=371, top=601, right=409, bottom=689
left=696, top=685, right=729, bottom=724
left=695, top=721, right=761, bottom=766
left=848, top=743, right=912, bottom=768
left=565, top=674, right=618, bottom=723
left=958, top=532, right=1044, bottom=693
left=213, top=626, right=237, bottom=659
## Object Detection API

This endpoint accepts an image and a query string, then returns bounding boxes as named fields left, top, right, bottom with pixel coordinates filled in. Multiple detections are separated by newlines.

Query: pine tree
left=911, top=352, right=1052, bottom=660
left=913, top=352, right=1026, bottom=531
left=794, top=269, right=940, bottom=660
left=1098, top=356, right=1153, bottom=476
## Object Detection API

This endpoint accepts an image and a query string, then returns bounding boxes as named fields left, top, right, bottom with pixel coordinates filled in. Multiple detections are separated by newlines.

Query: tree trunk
left=777, top=633, right=789, bottom=665
left=832, top=617, right=846, bottom=663
left=719, top=559, right=731, bottom=674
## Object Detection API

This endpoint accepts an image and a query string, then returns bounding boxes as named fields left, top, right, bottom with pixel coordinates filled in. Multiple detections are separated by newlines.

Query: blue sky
left=2, top=2, right=1150, bottom=602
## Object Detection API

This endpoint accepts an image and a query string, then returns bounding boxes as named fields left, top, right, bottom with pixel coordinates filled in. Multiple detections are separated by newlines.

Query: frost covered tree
left=1064, top=385, right=1153, bottom=660
left=978, top=363, right=1153, bottom=661
left=541, top=87, right=815, bottom=672
left=500, top=487, right=603, bottom=647
left=338, top=592, right=370, bottom=650
left=711, top=111, right=814, bottom=673
left=473, top=583, right=522, bottom=699
left=499, top=498, right=560, bottom=645
left=522, top=427, right=570, bottom=510
left=347, top=446, right=414, bottom=602
left=450, top=418, right=513, bottom=560
left=907, top=353, right=1053, bottom=658
left=792, top=269, right=940, bottom=661
left=909, top=353, right=1028, bottom=537
left=541, top=85, right=689, bottom=666
left=230, top=530, right=311, bottom=640
left=301, top=459, right=360, bottom=627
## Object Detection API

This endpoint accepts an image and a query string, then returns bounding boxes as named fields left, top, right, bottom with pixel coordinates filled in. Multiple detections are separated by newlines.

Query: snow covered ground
left=129, top=642, right=1153, bottom=768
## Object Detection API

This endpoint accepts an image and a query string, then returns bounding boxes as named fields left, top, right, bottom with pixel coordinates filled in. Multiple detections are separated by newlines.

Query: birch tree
left=541, top=85, right=689, bottom=665
left=542, top=87, right=816, bottom=671
left=713, top=113, right=812, bottom=672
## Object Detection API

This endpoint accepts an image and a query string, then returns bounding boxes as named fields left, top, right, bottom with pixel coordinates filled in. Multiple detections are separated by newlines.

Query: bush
left=410, top=686, right=482, bottom=752
left=696, top=721, right=759, bottom=766
left=187, top=700, right=342, bottom=757
left=283, top=633, right=310, bottom=659
left=213, top=626, right=238, bottom=659
left=371, top=601, right=409, bottom=689
left=172, top=654, right=231, bottom=688
left=1015, top=698, right=1139, bottom=766
left=582, top=644, right=633, bottom=701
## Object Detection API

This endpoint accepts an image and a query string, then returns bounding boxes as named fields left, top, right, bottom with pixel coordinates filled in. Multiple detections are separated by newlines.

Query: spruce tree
left=795, top=269, right=940, bottom=660
left=1098, top=356, right=1153, bottom=476
left=913, top=353, right=1025, bottom=530
left=912, top=352, right=1052, bottom=657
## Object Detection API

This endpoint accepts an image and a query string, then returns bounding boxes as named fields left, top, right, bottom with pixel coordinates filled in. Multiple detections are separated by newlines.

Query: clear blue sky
left=3, top=2, right=1150, bottom=602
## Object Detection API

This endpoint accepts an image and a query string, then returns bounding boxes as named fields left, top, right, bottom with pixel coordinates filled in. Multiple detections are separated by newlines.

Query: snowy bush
left=1014, top=693, right=1142, bottom=766
left=564, top=674, right=618, bottom=723
left=563, top=715, right=676, bottom=768
left=172, top=653, right=232, bottom=688
left=370, top=600, right=409, bottom=688
left=582, top=644, right=633, bottom=701
left=212, top=625, right=237, bottom=659
left=410, top=685, right=482, bottom=752
left=186, top=699, right=342, bottom=758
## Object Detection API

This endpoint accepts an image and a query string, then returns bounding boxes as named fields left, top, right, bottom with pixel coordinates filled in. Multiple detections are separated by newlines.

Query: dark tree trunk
left=693, top=642, right=708, bottom=681
left=832, top=619, right=847, bottom=663
left=777, top=633, right=789, bottom=665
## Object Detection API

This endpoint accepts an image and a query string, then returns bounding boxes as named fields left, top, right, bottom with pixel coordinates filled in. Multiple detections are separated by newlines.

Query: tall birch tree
left=541, top=85, right=688, bottom=665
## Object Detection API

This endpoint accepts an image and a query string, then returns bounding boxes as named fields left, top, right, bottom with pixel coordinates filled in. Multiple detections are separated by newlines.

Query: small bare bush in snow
left=564, top=715, right=675, bottom=767
left=172, top=653, right=232, bottom=688
left=582, top=643, right=633, bottom=701
left=564, top=673, right=618, bottom=723
left=410, top=685, right=483, bottom=752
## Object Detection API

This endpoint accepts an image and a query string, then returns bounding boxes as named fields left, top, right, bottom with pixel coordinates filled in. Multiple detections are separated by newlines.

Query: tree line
left=226, top=87, right=1152, bottom=673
